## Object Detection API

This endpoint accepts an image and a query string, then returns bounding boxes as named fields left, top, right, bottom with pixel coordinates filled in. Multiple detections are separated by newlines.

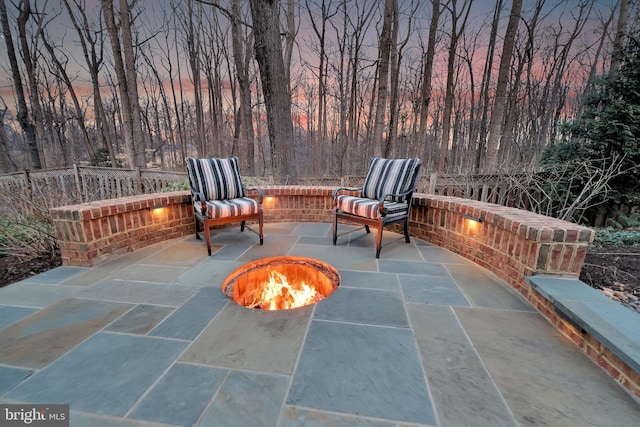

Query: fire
left=250, top=267, right=319, bottom=310
left=222, top=256, right=340, bottom=311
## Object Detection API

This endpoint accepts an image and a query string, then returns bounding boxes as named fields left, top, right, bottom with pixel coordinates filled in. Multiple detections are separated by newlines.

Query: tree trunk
left=418, top=0, right=440, bottom=164
left=3, top=0, right=42, bottom=169
left=474, top=0, right=502, bottom=171
left=386, top=0, right=416, bottom=158
left=305, top=0, right=331, bottom=175
left=372, top=0, right=394, bottom=158
left=231, top=0, right=255, bottom=174
left=0, top=104, right=12, bottom=172
left=484, top=0, right=522, bottom=173
left=102, top=0, right=139, bottom=168
left=385, top=0, right=399, bottom=158
left=118, top=0, right=146, bottom=167
left=500, top=0, right=543, bottom=170
left=249, top=0, right=297, bottom=184
left=438, top=0, right=471, bottom=173
left=284, top=0, right=296, bottom=83
left=182, top=0, right=206, bottom=157
left=610, top=0, right=629, bottom=73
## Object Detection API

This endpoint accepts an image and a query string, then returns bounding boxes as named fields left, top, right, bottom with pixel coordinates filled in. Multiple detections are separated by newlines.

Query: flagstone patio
left=1, top=222, right=639, bottom=426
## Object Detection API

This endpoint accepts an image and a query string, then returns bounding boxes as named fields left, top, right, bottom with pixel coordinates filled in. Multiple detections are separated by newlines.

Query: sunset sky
left=0, top=0, right=615, bottom=104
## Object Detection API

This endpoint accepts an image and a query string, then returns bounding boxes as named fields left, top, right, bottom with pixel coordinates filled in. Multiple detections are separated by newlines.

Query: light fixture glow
left=461, top=213, right=482, bottom=223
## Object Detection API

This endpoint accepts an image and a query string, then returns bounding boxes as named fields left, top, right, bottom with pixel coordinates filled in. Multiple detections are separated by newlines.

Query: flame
left=250, top=267, right=319, bottom=310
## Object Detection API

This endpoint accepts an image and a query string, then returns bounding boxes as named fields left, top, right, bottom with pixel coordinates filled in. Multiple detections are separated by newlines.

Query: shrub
left=161, top=179, right=190, bottom=192
left=592, top=228, right=640, bottom=247
left=0, top=214, right=58, bottom=258
left=0, top=189, right=59, bottom=259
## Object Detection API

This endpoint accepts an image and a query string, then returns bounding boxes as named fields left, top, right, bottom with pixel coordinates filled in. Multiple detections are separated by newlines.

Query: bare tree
left=39, top=28, right=95, bottom=159
left=0, top=100, right=12, bottom=172
left=372, top=0, right=395, bottom=157
left=438, top=0, right=473, bottom=172
left=305, top=0, right=336, bottom=175
left=499, top=0, right=547, bottom=169
left=531, top=1, right=595, bottom=159
left=346, top=0, right=376, bottom=171
left=610, top=0, right=629, bottom=72
left=386, top=0, right=419, bottom=158
left=178, top=0, right=207, bottom=156
left=118, top=0, right=146, bottom=165
left=483, top=0, right=522, bottom=172
left=249, top=0, right=297, bottom=183
left=102, top=0, right=145, bottom=167
left=204, top=8, right=229, bottom=157
left=327, top=0, right=348, bottom=174
left=0, top=0, right=628, bottom=182
left=1, top=0, right=42, bottom=169
left=508, top=155, right=627, bottom=223
left=228, top=0, right=256, bottom=174
left=473, top=0, right=503, bottom=171
left=62, top=0, right=117, bottom=167
left=283, top=0, right=296, bottom=82
left=417, top=0, right=441, bottom=165
left=586, top=4, right=616, bottom=87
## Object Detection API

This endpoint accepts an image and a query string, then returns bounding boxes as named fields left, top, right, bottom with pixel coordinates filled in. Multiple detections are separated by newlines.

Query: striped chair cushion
left=195, top=197, right=260, bottom=219
left=361, top=158, right=420, bottom=202
left=185, top=157, right=244, bottom=201
left=335, top=195, right=408, bottom=220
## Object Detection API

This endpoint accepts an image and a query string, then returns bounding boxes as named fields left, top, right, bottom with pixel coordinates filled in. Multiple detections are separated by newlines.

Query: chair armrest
left=333, top=187, right=363, bottom=208
left=190, top=187, right=208, bottom=215
left=378, top=188, right=416, bottom=214
left=333, top=186, right=363, bottom=199
left=380, top=187, right=415, bottom=202
left=244, top=186, right=264, bottom=204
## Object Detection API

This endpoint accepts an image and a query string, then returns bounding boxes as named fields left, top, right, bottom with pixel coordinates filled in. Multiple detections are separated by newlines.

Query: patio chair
left=332, top=157, right=421, bottom=258
left=185, top=157, right=263, bottom=255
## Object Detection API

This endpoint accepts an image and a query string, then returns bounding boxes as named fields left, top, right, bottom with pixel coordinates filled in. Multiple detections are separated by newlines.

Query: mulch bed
left=0, top=252, right=62, bottom=288
left=580, top=245, right=640, bottom=312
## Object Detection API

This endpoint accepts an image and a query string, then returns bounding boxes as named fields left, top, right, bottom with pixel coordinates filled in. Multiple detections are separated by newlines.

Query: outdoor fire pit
left=222, top=256, right=340, bottom=310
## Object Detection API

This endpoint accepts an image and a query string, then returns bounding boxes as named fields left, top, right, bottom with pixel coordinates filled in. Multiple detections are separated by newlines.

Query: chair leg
left=203, top=218, right=212, bottom=256
left=194, top=216, right=201, bottom=240
left=365, top=224, right=371, bottom=233
left=332, top=209, right=338, bottom=245
left=240, top=220, right=246, bottom=232
left=404, top=219, right=411, bottom=243
left=258, top=211, right=264, bottom=245
left=375, top=223, right=383, bottom=258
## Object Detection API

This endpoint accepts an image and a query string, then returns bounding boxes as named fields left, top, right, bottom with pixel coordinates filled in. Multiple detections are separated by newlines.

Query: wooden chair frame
left=191, top=187, right=264, bottom=256
left=186, top=157, right=264, bottom=256
left=332, top=160, right=421, bottom=258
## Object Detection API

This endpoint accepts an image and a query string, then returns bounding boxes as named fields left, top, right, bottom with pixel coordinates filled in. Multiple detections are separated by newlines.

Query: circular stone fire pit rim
left=221, top=255, right=341, bottom=308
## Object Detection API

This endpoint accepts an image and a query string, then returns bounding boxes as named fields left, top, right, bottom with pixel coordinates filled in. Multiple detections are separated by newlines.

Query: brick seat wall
left=410, top=194, right=594, bottom=291
left=50, top=186, right=640, bottom=400
left=50, top=191, right=193, bottom=267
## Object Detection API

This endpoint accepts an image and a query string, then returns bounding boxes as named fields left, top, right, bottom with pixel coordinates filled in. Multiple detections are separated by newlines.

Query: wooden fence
left=0, top=166, right=187, bottom=213
left=0, top=165, right=534, bottom=214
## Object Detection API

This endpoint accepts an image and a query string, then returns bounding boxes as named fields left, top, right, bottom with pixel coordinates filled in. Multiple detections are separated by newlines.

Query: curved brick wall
left=409, top=193, right=594, bottom=292
left=50, top=186, right=594, bottom=282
